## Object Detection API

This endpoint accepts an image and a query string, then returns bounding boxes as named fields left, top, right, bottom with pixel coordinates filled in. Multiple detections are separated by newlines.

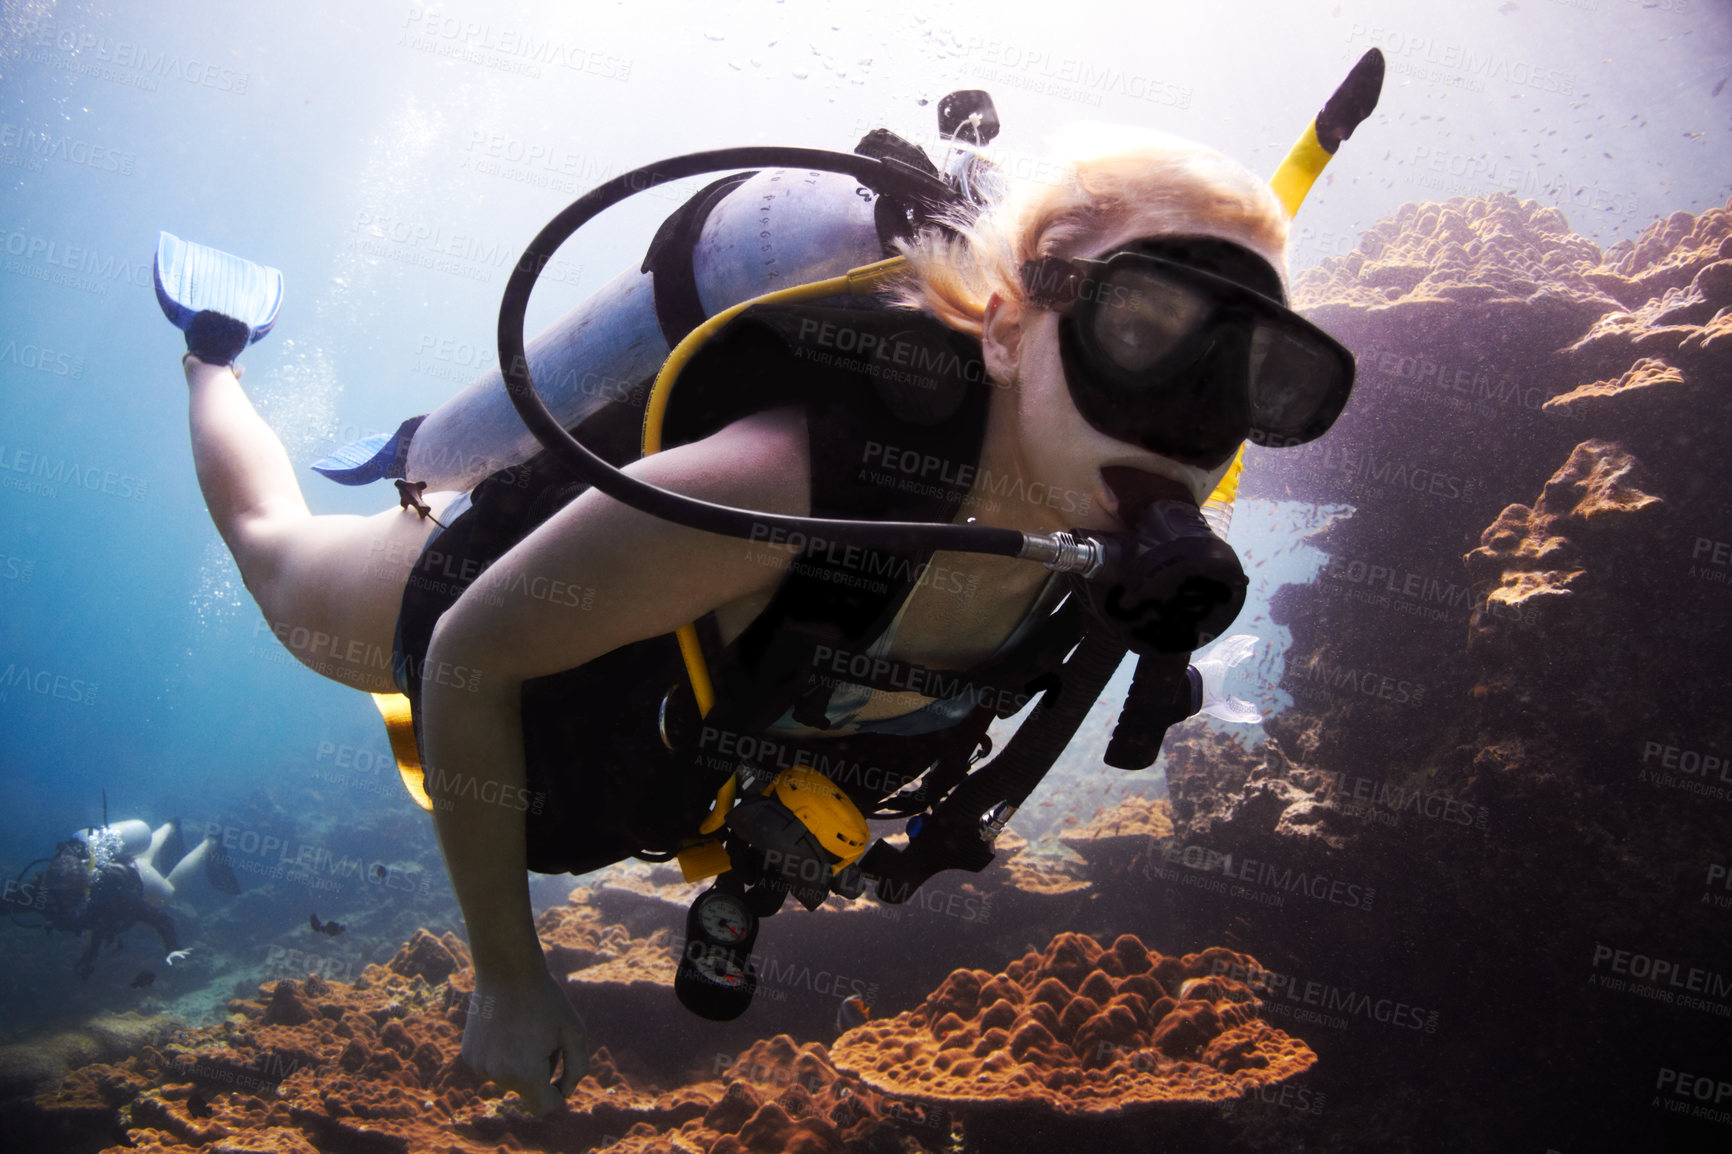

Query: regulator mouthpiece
left=1071, top=500, right=1248, bottom=655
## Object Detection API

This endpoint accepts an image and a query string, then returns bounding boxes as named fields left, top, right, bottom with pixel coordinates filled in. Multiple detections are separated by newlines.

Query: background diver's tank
left=316, top=92, right=1002, bottom=495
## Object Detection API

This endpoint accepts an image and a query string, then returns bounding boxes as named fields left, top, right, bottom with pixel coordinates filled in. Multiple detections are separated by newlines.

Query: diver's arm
left=139, top=905, right=180, bottom=956
left=421, top=406, right=810, bottom=1111
left=74, top=934, right=100, bottom=980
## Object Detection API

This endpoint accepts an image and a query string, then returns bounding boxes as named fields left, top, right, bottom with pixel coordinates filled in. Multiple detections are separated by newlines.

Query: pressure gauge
left=696, top=889, right=752, bottom=945
left=677, top=884, right=761, bottom=1021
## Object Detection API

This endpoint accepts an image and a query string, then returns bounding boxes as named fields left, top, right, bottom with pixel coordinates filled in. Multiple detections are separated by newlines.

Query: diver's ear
left=980, top=291, right=1024, bottom=385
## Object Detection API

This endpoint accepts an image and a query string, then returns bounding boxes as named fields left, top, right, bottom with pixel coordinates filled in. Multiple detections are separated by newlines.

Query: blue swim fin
left=204, top=845, right=239, bottom=895
left=154, top=231, right=284, bottom=343
left=310, top=415, right=426, bottom=486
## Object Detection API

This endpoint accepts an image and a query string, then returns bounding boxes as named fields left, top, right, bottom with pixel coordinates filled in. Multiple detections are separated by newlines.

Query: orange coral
left=831, top=932, right=1314, bottom=1116
left=1545, top=356, right=1686, bottom=410
left=1293, top=192, right=1613, bottom=319
left=601, top=1035, right=939, bottom=1154
left=538, top=896, right=678, bottom=991
left=1001, top=852, right=1092, bottom=896
left=1060, top=795, right=1174, bottom=853
left=1464, top=439, right=1660, bottom=633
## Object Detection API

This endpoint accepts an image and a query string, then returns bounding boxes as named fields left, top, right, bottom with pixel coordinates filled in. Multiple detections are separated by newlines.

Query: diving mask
left=1020, top=236, right=1356, bottom=469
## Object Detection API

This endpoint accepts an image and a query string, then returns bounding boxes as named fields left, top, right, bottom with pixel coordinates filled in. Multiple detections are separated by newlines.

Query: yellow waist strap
left=371, top=692, right=433, bottom=812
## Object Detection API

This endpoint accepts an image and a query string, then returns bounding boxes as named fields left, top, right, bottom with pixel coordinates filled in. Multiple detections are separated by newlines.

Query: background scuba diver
left=165, top=123, right=1351, bottom=1112
left=31, top=820, right=224, bottom=978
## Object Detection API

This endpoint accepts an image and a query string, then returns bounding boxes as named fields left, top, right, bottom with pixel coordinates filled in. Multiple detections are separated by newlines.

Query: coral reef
left=1036, top=792, right=1175, bottom=883
left=2, top=905, right=1294, bottom=1153
left=1463, top=438, right=1659, bottom=636
left=0, top=1013, right=179, bottom=1097
left=22, top=927, right=720, bottom=1154
left=1161, top=725, right=1351, bottom=854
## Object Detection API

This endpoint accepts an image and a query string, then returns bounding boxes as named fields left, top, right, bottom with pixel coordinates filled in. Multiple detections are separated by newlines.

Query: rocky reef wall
left=1161, top=190, right=1732, bottom=1149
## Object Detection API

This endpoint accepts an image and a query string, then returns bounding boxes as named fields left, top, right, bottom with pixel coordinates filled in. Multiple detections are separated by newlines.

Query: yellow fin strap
left=1268, top=120, right=1333, bottom=219
left=371, top=692, right=433, bottom=812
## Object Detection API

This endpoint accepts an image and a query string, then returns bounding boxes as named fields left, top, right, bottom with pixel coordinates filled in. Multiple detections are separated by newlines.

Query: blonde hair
left=884, top=123, right=1291, bottom=339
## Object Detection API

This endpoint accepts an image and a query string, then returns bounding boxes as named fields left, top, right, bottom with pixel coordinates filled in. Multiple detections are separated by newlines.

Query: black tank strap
left=641, top=126, right=945, bottom=353
left=641, top=171, right=759, bottom=348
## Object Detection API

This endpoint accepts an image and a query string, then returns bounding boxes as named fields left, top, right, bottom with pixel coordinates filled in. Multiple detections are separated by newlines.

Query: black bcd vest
left=394, top=302, right=1084, bottom=876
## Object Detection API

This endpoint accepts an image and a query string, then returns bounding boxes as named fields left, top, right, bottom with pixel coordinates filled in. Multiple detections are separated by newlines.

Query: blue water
left=2, top=0, right=1728, bottom=1039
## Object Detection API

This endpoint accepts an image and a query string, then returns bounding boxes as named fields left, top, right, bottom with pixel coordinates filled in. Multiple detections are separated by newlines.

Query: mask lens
left=1249, top=321, right=1349, bottom=440
left=1086, top=268, right=1208, bottom=378
left=1054, top=246, right=1355, bottom=455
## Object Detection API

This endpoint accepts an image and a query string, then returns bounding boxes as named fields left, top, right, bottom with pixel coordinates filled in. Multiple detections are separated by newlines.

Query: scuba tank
left=314, top=119, right=992, bottom=493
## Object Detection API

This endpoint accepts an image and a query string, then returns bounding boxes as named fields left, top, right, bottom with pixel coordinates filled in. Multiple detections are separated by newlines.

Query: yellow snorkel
left=1269, top=49, right=1387, bottom=218
left=1208, top=47, right=1386, bottom=539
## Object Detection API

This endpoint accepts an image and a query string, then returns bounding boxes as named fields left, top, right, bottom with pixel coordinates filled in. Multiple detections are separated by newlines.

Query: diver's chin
left=1099, top=463, right=1205, bottom=531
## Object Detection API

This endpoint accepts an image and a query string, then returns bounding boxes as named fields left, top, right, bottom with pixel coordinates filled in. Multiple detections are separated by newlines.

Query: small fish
left=130, top=970, right=155, bottom=989
left=375, top=865, right=388, bottom=880
left=1713, top=76, right=1728, bottom=99
left=186, top=1089, right=212, bottom=1118
left=836, top=994, right=872, bottom=1034
left=309, top=914, right=346, bottom=937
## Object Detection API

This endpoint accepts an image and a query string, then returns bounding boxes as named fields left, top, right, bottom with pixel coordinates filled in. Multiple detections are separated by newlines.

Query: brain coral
left=830, top=932, right=1314, bottom=1116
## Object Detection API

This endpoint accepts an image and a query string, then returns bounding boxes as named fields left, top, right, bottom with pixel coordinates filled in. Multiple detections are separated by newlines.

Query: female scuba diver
left=18, top=820, right=218, bottom=977
left=160, top=63, right=1378, bottom=1114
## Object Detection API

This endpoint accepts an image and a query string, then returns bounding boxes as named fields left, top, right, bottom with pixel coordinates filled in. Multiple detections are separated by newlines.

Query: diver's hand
left=461, top=964, right=588, bottom=1116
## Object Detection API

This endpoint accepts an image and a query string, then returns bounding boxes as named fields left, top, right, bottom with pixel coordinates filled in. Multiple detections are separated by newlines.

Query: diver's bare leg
left=133, top=822, right=175, bottom=905
left=136, top=859, right=173, bottom=906
left=183, top=354, right=456, bottom=693
left=163, top=837, right=213, bottom=896
left=184, top=354, right=312, bottom=544
left=145, top=821, right=173, bottom=864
